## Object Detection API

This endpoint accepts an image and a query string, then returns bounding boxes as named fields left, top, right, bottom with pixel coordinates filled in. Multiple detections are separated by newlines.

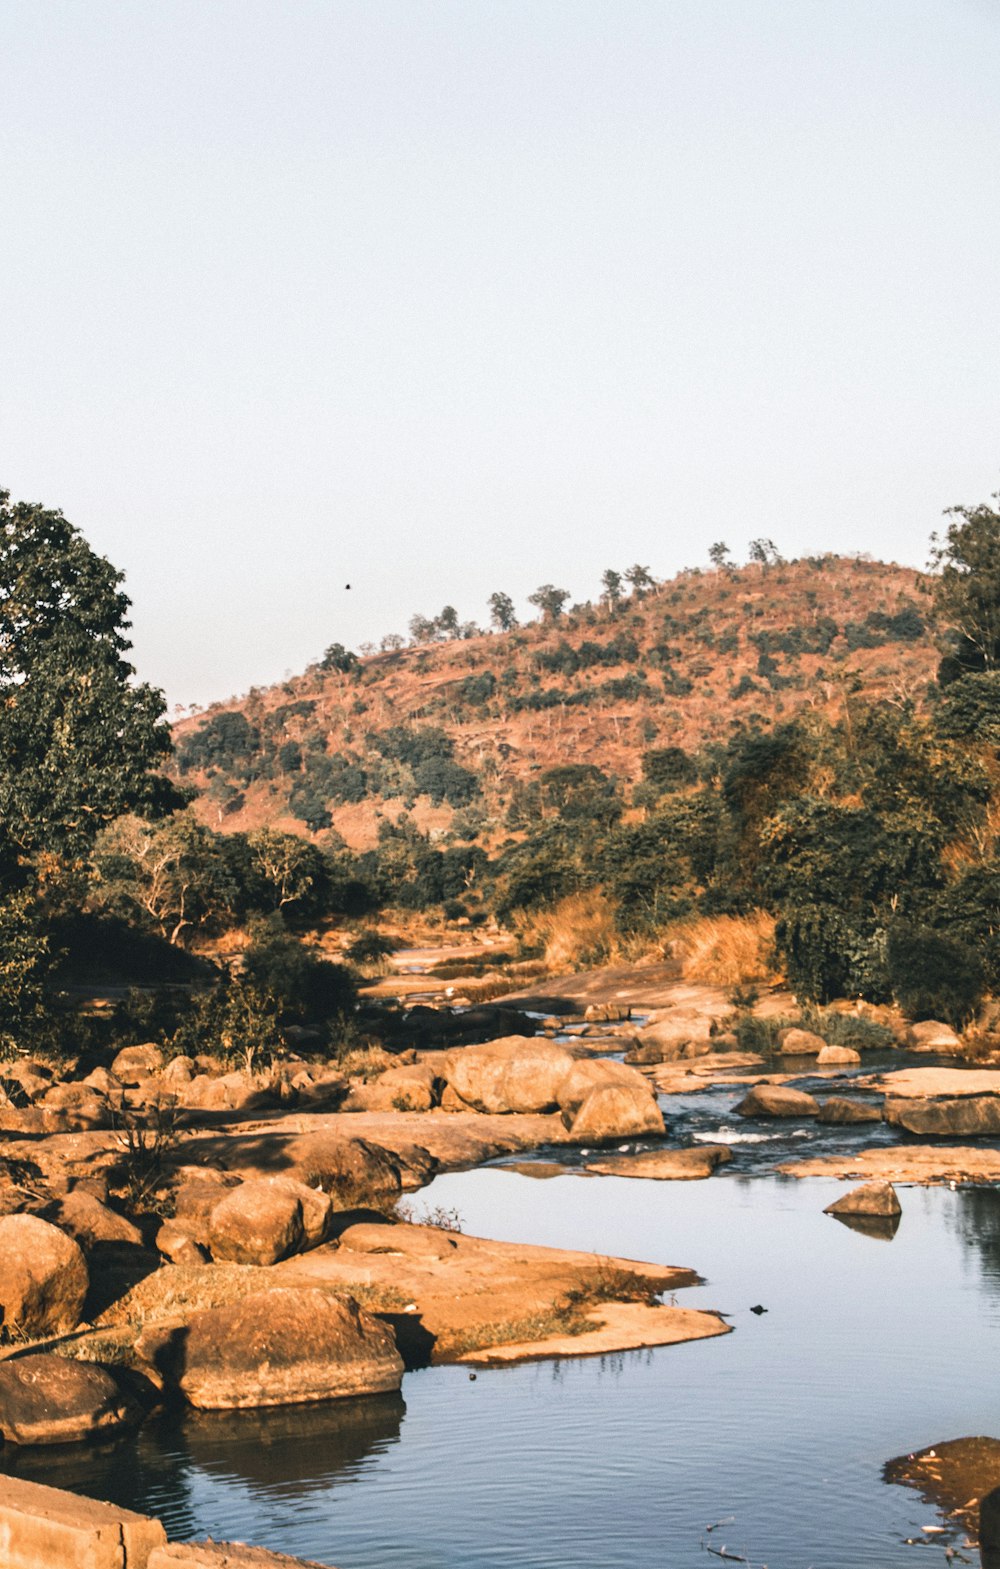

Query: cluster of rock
left=347, top=1035, right=664, bottom=1141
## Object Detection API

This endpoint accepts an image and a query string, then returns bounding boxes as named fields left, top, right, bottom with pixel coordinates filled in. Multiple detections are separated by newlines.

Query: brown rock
left=586, top=1145, right=732, bottom=1180
left=817, top=1096, right=882, bottom=1124
left=776, top=1027, right=826, bottom=1056
left=0, top=1474, right=165, bottom=1567
left=444, top=1037, right=575, bottom=1114
left=0, top=1214, right=89, bottom=1336
left=155, top=1220, right=209, bottom=1267
left=150, top=1539, right=332, bottom=1567
left=182, top=1070, right=277, bottom=1113
left=816, top=1043, right=861, bottom=1065
left=556, top=1057, right=654, bottom=1117
left=0, top=1353, right=134, bottom=1445
left=150, top=1287, right=404, bottom=1410
left=160, top=1054, right=197, bottom=1087
left=286, top=1135, right=402, bottom=1206
left=111, top=1043, right=166, bottom=1083
left=734, top=1084, right=820, bottom=1118
left=884, top=1095, right=1000, bottom=1136
left=207, top=1180, right=306, bottom=1266
left=566, top=1084, right=665, bottom=1142
left=43, top=1189, right=144, bottom=1251
left=825, top=1180, right=901, bottom=1218
left=39, top=1083, right=110, bottom=1129
left=584, top=1003, right=631, bottom=1023
left=906, top=1019, right=963, bottom=1053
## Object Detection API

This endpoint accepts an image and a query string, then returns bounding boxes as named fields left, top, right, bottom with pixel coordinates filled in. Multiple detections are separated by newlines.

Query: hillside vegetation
left=174, top=553, right=936, bottom=850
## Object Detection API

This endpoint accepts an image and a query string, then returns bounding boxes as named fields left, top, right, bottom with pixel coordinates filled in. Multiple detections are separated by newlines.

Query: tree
left=931, top=498, right=1000, bottom=683
left=527, top=584, right=570, bottom=621
left=601, top=569, right=624, bottom=612
left=93, top=811, right=236, bottom=946
left=0, top=491, right=173, bottom=866
left=708, top=541, right=731, bottom=570
left=408, top=613, right=435, bottom=644
left=435, top=605, right=460, bottom=639
left=321, top=642, right=359, bottom=675
left=488, top=592, right=518, bottom=632
left=624, top=563, right=655, bottom=596
left=748, top=537, right=782, bottom=567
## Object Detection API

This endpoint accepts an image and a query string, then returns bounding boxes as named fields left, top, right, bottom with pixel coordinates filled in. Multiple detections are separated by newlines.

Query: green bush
left=886, top=921, right=984, bottom=1027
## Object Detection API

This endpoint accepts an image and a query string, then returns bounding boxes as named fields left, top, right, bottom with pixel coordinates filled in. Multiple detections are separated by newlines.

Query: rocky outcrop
left=444, top=1036, right=575, bottom=1114
left=207, top=1178, right=332, bottom=1266
left=150, top=1543, right=334, bottom=1567
left=734, top=1084, right=820, bottom=1118
left=42, top=1188, right=144, bottom=1252
left=142, top=1287, right=404, bottom=1409
left=824, top=1180, right=901, bottom=1218
left=0, top=1352, right=135, bottom=1445
left=816, top=1096, right=882, bottom=1124
left=884, top=1095, right=1000, bottom=1136
left=0, top=1214, right=89, bottom=1336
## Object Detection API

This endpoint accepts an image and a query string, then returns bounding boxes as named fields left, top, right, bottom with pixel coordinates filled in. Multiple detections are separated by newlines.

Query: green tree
left=488, top=591, right=518, bottom=632
left=0, top=491, right=173, bottom=865
left=527, top=584, right=570, bottom=621
left=624, top=563, right=655, bottom=596
left=601, top=569, right=624, bottom=611
left=708, top=541, right=731, bottom=570
left=931, top=497, right=1000, bottom=682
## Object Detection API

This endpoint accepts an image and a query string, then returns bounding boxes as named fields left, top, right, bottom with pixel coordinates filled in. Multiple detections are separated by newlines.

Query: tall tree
left=931, top=498, right=1000, bottom=682
left=527, top=584, right=570, bottom=621
left=488, top=591, right=518, bottom=632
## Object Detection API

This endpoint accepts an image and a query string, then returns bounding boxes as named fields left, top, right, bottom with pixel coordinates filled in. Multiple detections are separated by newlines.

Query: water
left=8, top=1162, right=1000, bottom=1569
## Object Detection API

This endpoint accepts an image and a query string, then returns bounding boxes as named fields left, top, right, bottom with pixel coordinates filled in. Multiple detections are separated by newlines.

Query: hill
left=173, top=553, right=938, bottom=852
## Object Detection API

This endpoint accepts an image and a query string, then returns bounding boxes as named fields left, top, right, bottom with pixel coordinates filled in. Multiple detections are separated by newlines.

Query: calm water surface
left=7, top=1155, right=1000, bottom=1569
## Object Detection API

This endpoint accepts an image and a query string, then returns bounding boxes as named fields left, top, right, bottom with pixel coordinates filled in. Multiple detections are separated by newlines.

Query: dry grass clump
left=671, top=911, right=781, bottom=992
left=516, top=889, right=619, bottom=973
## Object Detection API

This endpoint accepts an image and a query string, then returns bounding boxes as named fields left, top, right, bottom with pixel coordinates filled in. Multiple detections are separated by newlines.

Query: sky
left=2, top=0, right=999, bottom=710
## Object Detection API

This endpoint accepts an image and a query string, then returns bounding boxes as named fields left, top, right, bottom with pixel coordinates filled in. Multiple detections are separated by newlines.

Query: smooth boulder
left=735, top=1084, right=820, bottom=1118
left=825, top=1181, right=901, bottom=1218
left=775, top=1028, right=826, bottom=1057
left=444, top=1036, right=575, bottom=1114
left=147, top=1287, right=404, bottom=1409
left=0, top=1214, right=89, bottom=1337
left=0, top=1353, right=134, bottom=1445
left=816, top=1043, right=861, bottom=1066
left=566, top=1084, right=665, bottom=1142
left=208, top=1178, right=331, bottom=1265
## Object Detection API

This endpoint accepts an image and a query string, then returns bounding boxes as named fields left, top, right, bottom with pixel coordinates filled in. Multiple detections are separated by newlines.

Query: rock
left=155, top=1220, right=208, bottom=1267
left=150, top=1541, right=332, bottom=1568
left=445, top=1037, right=576, bottom=1114
left=207, top=1180, right=306, bottom=1266
left=584, top=1003, right=631, bottom=1023
left=566, top=1084, right=665, bottom=1142
left=734, top=1084, right=820, bottom=1118
left=182, top=1071, right=278, bottom=1113
left=286, top=1134, right=402, bottom=1206
left=586, top=1145, right=732, bottom=1180
left=0, top=1214, right=89, bottom=1336
left=555, top=1057, right=654, bottom=1117
left=42, top=1189, right=143, bottom=1251
left=884, top=1095, right=1000, bottom=1136
left=817, top=1096, right=882, bottom=1124
left=160, top=1054, right=197, bottom=1087
left=288, top=1069, right=349, bottom=1108
left=345, top=1066, right=434, bottom=1113
left=39, top=1083, right=110, bottom=1130
left=172, top=1172, right=243, bottom=1246
left=440, top=1084, right=467, bottom=1112
left=816, top=1043, right=861, bottom=1065
left=0, top=1474, right=165, bottom=1566
left=0, top=1353, right=135, bottom=1445
left=775, top=1027, right=827, bottom=1056
left=825, top=1180, right=901, bottom=1218
left=3, top=1061, right=54, bottom=1101
left=906, top=1019, right=963, bottom=1053
left=111, top=1043, right=165, bottom=1084
left=145, top=1287, right=404, bottom=1409
left=623, top=1040, right=668, bottom=1066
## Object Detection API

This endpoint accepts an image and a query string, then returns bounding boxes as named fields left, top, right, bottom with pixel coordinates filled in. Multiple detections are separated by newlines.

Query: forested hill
left=173, top=554, right=937, bottom=850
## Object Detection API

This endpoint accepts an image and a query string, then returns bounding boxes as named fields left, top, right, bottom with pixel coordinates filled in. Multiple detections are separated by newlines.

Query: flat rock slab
left=649, top=1054, right=767, bottom=1094
left=585, top=1146, right=732, bottom=1180
left=152, top=1541, right=335, bottom=1567
left=0, top=1473, right=165, bottom=1568
left=454, top=1301, right=731, bottom=1365
left=884, top=1435, right=1000, bottom=1545
left=870, top=1067, right=1000, bottom=1100
left=779, top=1146, right=1000, bottom=1185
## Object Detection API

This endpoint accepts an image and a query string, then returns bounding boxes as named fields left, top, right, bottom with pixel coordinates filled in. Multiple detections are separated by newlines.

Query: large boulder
left=825, top=1180, right=901, bottom=1218
left=816, top=1043, right=861, bottom=1065
left=144, top=1287, right=404, bottom=1409
left=555, top=1057, right=654, bottom=1117
left=817, top=1096, right=882, bottom=1124
left=41, top=1189, right=144, bottom=1252
left=38, top=1084, right=110, bottom=1130
left=734, top=1084, right=820, bottom=1118
left=906, top=1019, right=963, bottom=1053
left=0, top=1215, right=89, bottom=1337
left=111, top=1043, right=165, bottom=1084
left=884, top=1095, right=1000, bottom=1136
left=182, top=1070, right=278, bottom=1114
left=286, top=1134, right=404, bottom=1205
left=444, top=1037, right=575, bottom=1114
left=347, top=1064, right=435, bottom=1113
left=0, top=1353, right=134, bottom=1445
left=566, top=1084, right=665, bottom=1143
left=775, top=1028, right=826, bottom=1056
left=208, top=1178, right=331, bottom=1266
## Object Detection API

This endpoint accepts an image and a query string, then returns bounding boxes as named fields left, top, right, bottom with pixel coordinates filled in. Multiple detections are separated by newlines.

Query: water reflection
left=948, top=1185, right=1000, bottom=1287
left=827, top=1211, right=901, bottom=1242
left=0, top=1391, right=406, bottom=1540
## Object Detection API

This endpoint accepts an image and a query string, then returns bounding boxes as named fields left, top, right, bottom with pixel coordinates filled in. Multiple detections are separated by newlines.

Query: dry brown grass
left=670, top=910, right=781, bottom=992
left=516, top=889, right=620, bottom=973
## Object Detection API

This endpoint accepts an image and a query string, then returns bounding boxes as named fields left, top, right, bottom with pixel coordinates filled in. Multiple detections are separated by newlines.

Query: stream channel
left=5, top=1069, right=1000, bottom=1569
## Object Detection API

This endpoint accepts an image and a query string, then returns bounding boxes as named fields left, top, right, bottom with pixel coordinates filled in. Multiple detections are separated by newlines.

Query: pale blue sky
left=2, top=0, right=999, bottom=707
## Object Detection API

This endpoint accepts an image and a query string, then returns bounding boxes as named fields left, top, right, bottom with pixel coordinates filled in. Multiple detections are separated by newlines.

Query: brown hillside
left=173, top=555, right=939, bottom=850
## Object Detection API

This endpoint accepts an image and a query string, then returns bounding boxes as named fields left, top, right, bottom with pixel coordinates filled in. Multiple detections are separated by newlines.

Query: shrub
left=886, top=921, right=985, bottom=1026
left=671, top=911, right=780, bottom=995
left=515, top=889, right=619, bottom=971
